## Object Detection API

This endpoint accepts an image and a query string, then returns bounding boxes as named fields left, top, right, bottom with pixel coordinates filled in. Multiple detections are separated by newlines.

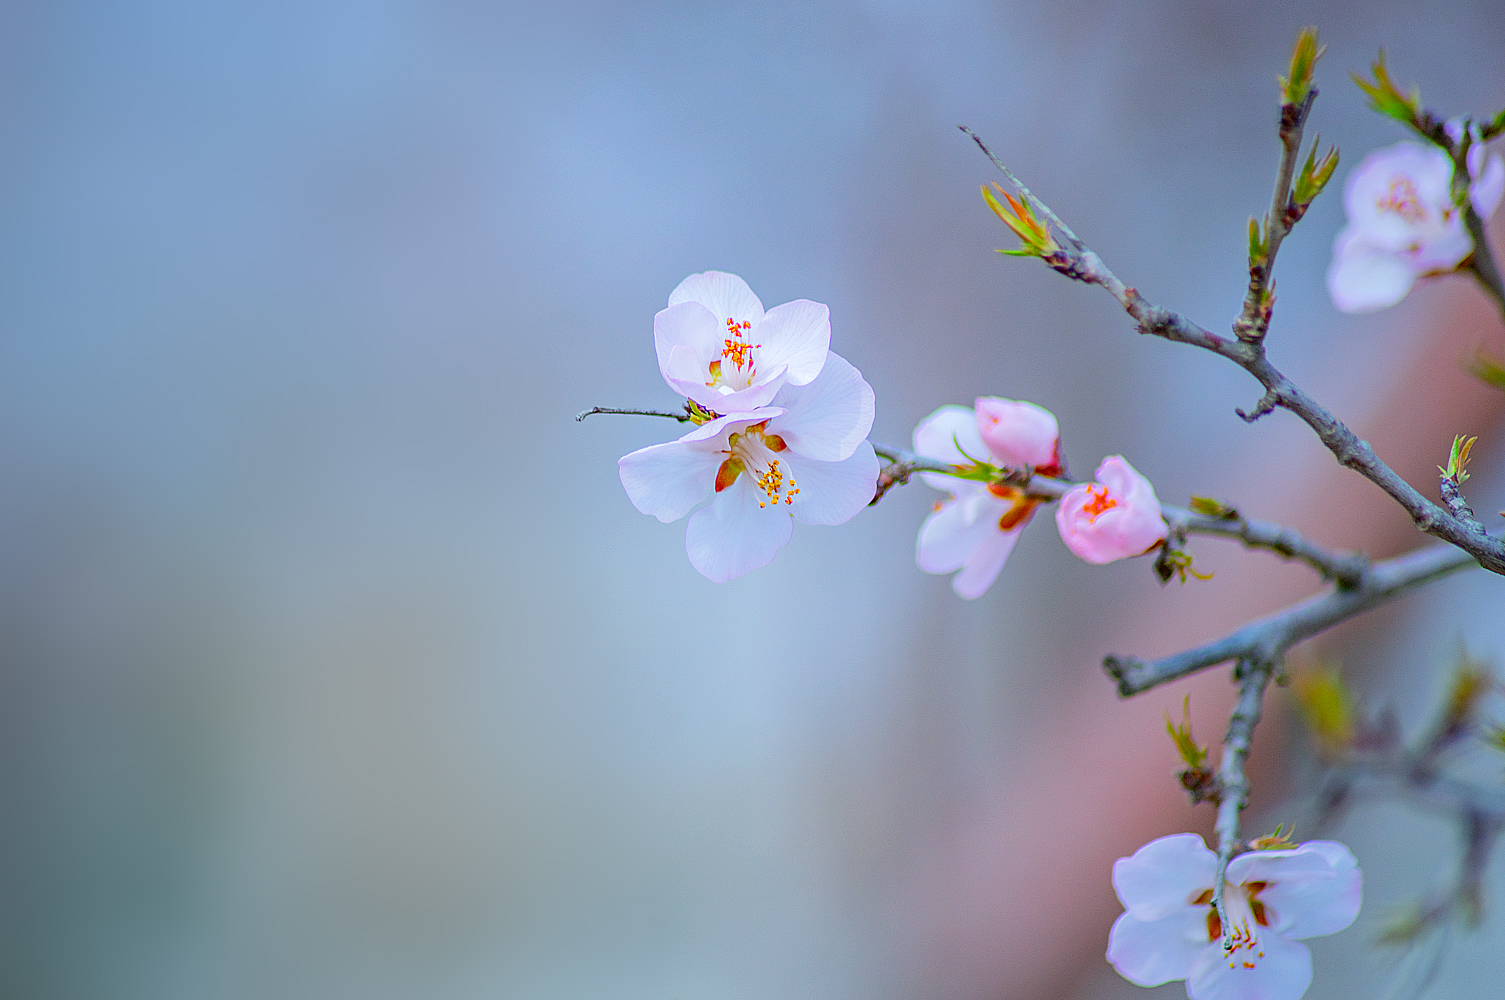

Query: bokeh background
left=2, top=1, right=1504, bottom=998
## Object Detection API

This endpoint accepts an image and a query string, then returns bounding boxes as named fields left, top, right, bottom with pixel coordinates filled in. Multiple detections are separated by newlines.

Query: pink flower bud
left=1055, top=456, right=1166, bottom=564
left=974, top=397, right=1062, bottom=475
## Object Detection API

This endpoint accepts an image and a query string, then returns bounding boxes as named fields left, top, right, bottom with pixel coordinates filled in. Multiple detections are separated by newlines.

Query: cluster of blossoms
left=619, top=272, right=878, bottom=582
left=1108, top=833, right=1362, bottom=1000
left=913, top=400, right=1167, bottom=598
left=1328, top=121, right=1504, bottom=312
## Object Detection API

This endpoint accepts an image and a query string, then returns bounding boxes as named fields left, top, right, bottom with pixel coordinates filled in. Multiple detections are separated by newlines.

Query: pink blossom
left=912, top=399, right=1061, bottom=599
left=619, top=351, right=877, bottom=582
left=653, top=271, right=832, bottom=412
left=1107, top=833, right=1362, bottom=1000
left=1055, top=455, right=1166, bottom=564
left=1327, top=134, right=1504, bottom=313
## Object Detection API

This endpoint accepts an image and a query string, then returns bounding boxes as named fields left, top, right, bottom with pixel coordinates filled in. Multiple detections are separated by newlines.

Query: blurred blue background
left=2, top=2, right=1504, bottom=998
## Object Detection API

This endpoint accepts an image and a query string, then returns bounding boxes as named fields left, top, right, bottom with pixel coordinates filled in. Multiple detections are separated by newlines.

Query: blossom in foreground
left=1108, top=833, right=1362, bottom=1000
left=1055, top=455, right=1166, bottom=564
left=1328, top=134, right=1505, bottom=313
left=654, top=271, right=833, bottom=413
left=618, top=351, right=877, bottom=582
left=913, top=399, right=1060, bottom=599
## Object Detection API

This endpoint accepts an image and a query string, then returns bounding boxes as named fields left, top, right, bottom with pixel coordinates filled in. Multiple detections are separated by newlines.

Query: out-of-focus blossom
left=1328, top=135, right=1505, bottom=313
left=1055, top=455, right=1165, bottom=564
left=619, top=352, right=876, bottom=582
left=912, top=399, right=1060, bottom=599
left=1107, top=833, right=1362, bottom=1000
left=654, top=271, right=832, bottom=413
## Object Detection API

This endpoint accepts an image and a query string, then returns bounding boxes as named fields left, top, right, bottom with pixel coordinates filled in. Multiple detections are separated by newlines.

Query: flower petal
left=684, top=476, right=793, bottom=582
left=1469, top=151, right=1505, bottom=217
left=781, top=441, right=879, bottom=526
left=667, top=271, right=766, bottom=328
left=1327, top=231, right=1417, bottom=313
left=915, top=488, right=1004, bottom=573
left=618, top=440, right=721, bottom=523
left=754, top=299, right=831, bottom=387
left=1187, top=929, right=1310, bottom=1000
left=654, top=301, right=722, bottom=387
left=1106, top=910, right=1208, bottom=987
left=974, top=397, right=1059, bottom=469
left=914, top=405, right=988, bottom=465
left=770, top=351, right=875, bottom=462
left=1112, top=833, right=1218, bottom=921
left=950, top=521, right=1023, bottom=599
left=1232, top=842, right=1361, bottom=940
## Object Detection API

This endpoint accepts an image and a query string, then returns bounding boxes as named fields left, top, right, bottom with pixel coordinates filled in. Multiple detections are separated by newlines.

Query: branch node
left=1235, top=389, right=1279, bottom=423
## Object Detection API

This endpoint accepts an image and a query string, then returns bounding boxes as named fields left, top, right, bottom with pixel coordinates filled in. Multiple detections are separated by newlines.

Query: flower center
left=1192, top=880, right=1273, bottom=972
left=987, top=482, right=1040, bottom=530
left=1082, top=484, right=1118, bottom=521
left=1377, top=175, right=1427, bottom=224
left=715, top=421, right=800, bottom=509
left=705, top=318, right=761, bottom=392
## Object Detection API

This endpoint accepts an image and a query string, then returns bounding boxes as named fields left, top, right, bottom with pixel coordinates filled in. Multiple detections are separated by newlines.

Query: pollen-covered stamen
left=1082, top=484, right=1119, bottom=522
left=718, top=422, right=800, bottom=509
left=1377, top=175, right=1427, bottom=223
left=1197, top=879, right=1274, bottom=970
left=706, top=317, right=761, bottom=390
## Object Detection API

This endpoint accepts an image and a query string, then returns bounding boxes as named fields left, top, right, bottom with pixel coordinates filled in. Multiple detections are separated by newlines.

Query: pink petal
left=1469, top=152, right=1505, bottom=217
left=618, top=440, right=722, bottom=523
left=974, top=397, right=1059, bottom=469
left=769, top=351, right=875, bottom=462
left=1112, top=833, right=1218, bottom=921
left=667, top=271, right=766, bottom=328
left=1106, top=910, right=1208, bottom=987
left=684, top=476, right=793, bottom=582
left=754, top=300, right=831, bottom=387
left=1186, top=929, right=1311, bottom=1000
left=781, top=441, right=879, bottom=526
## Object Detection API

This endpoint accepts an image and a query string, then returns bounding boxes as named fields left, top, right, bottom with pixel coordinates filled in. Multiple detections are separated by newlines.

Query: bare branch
left=1167, top=506, right=1368, bottom=587
left=961, top=136, right=1505, bottom=574
left=576, top=406, right=692, bottom=422
left=1104, top=543, right=1477, bottom=697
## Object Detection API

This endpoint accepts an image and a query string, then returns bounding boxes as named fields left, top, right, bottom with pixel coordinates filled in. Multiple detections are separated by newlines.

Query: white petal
left=916, top=492, right=1006, bottom=573
left=753, top=300, right=831, bottom=387
left=654, top=301, right=721, bottom=386
left=1342, top=143, right=1452, bottom=244
left=1187, top=930, right=1310, bottom=1000
left=618, top=440, right=720, bottom=523
left=1107, top=910, right=1207, bottom=987
left=913, top=405, right=988, bottom=465
left=1469, top=152, right=1505, bottom=217
left=782, top=441, right=879, bottom=526
left=1327, top=233, right=1416, bottom=313
left=1233, top=843, right=1361, bottom=940
left=770, top=351, right=875, bottom=462
left=677, top=407, right=785, bottom=444
left=950, top=522, right=1023, bottom=599
left=684, top=476, right=793, bottom=582
left=698, top=368, right=788, bottom=413
left=1113, top=833, right=1218, bottom=921
left=667, top=271, right=765, bottom=327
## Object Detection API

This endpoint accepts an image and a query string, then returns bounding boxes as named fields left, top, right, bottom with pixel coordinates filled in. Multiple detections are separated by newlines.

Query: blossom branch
left=872, top=442, right=1371, bottom=582
left=962, top=129, right=1505, bottom=575
left=1103, top=542, right=1477, bottom=697
left=1211, top=656, right=1277, bottom=951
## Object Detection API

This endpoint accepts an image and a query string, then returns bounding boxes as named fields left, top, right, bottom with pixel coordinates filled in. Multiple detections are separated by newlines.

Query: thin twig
left=1234, top=89, right=1317, bottom=343
left=576, top=406, right=692, bottom=422
left=1211, top=657, right=1276, bottom=950
left=1463, top=206, right=1505, bottom=326
left=961, top=135, right=1505, bottom=574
